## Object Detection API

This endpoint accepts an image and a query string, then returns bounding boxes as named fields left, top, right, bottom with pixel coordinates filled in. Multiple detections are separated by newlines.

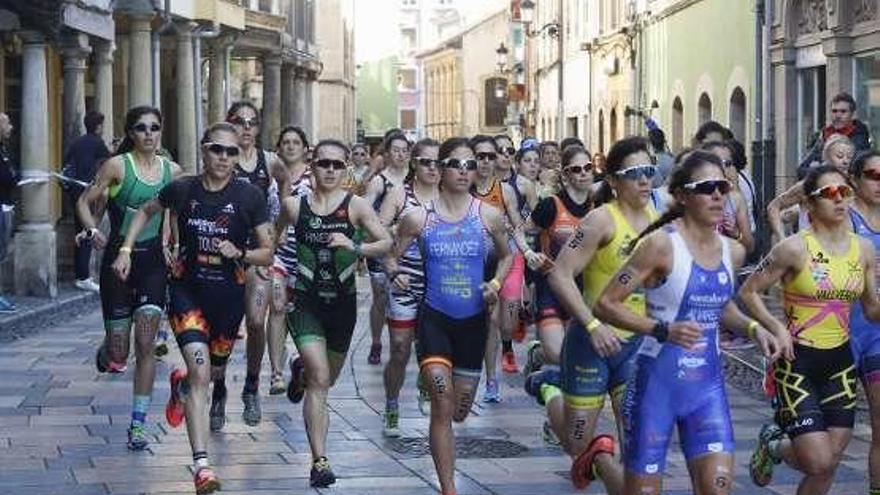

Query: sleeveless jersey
left=472, top=179, right=506, bottom=212
left=371, top=173, right=394, bottom=211
left=234, top=149, right=272, bottom=198
left=539, top=195, right=585, bottom=259
left=108, top=153, right=173, bottom=250
left=783, top=230, right=864, bottom=349
left=506, top=172, right=530, bottom=221
left=850, top=207, right=880, bottom=345
left=582, top=201, right=657, bottom=339
left=422, top=199, right=490, bottom=319
left=395, top=184, right=429, bottom=296
left=274, top=168, right=313, bottom=282
left=294, top=194, right=358, bottom=304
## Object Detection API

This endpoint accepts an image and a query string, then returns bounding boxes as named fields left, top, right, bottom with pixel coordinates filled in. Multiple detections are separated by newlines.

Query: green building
left=357, top=55, right=400, bottom=145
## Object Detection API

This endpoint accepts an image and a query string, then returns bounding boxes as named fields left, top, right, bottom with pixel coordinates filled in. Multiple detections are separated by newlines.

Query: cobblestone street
left=0, top=283, right=873, bottom=494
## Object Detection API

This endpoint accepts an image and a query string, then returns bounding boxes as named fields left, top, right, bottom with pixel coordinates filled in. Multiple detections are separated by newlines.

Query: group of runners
left=73, top=100, right=880, bottom=495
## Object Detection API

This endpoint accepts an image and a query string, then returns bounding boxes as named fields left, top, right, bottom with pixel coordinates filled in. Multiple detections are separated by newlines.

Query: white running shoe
left=75, top=278, right=100, bottom=292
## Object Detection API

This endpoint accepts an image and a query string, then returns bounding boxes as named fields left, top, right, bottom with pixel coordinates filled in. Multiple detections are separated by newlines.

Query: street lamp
left=521, top=0, right=535, bottom=25
left=495, top=42, right=509, bottom=72
left=519, top=0, right=559, bottom=38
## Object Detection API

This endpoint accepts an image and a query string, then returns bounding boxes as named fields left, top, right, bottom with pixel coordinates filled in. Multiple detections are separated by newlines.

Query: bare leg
left=484, top=306, right=500, bottom=383
left=244, top=268, right=271, bottom=387
left=384, top=327, right=415, bottom=402
left=299, top=340, right=333, bottom=460
left=688, top=452, right=734, bottom=495
left=623, top=471, right=663, bottom=495
left=179, top=342, right=211, bottom=456
left=369, top=277, right=388, bottom=351
left=423, top=363, right=456, bottom=494
left=267, top=274, right=289, bottom=380
left=132, top=306, right=161, bottom=397
left=784, top=428, right=852, bottom=495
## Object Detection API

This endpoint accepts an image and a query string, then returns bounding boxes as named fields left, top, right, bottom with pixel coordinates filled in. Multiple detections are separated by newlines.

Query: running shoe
left=524, top=369, right=547, bottom=405
left=209, top=390, right=226, bottom=432
left=417, top=374, right=431, bottom=416
left=367, top=343, right=382, bottom=365
left=241, top=390, right=262, bottom=426
left=383, top=408, right=401, bottom=438
left=513, top=321, right=526, bottom=343
left=483, top=378, right=501, bottom=403
left=165, top=368, right=187, bottom=428
left=501, top=350, right=519, bottom=374
left=542, top=420, right=561, bottom=446
left=193, top=466, right=221, bottom=494
left=126, top=423, right=149, bottom=451
left=571, top=434, right=615, bottom=489
left=287, top=356, right=306, bottom=404
left=0, top=296, right=17, bottom=313
left=750, top=423, right=783, bottom=487
left=269, top=373, right=287, bottom=395
left=310, top=456, right=337, bottom=487
left=523, top=340, right=543, bottom=377
left=95, top=343, right=109, bottom=373
left=74, top=278, right=100, bottom=292
left=154, top=328, right=169, bottom=359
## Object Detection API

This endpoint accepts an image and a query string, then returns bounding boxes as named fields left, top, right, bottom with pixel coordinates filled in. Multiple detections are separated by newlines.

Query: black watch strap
left=652, top=320, right=669, bottom=343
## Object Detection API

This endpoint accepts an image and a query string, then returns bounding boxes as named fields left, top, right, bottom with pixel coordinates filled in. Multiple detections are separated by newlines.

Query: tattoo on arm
left=617, top=270, right=633, bottom=286
left=754, top=254, right=774, bottom=273
left=568, top=228, right=586, bottom=249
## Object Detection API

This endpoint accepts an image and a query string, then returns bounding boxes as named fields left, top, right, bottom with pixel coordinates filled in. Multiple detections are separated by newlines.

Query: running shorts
left=167, top=280, right=245, bottom=367
left=287, top=296, right=357, bottom=356
left=499, top=252, right=525, bottom=300
left=416, top=304, right=487, bottom=378
left=99, top=244, right=166, bottom=323
left=850, top=302, right=880, bottom=383
left=387, top=281, right=421, bottom=329
left=534, top=276, right=568, bottom=325
left=561, top=320, right=641, bottom=409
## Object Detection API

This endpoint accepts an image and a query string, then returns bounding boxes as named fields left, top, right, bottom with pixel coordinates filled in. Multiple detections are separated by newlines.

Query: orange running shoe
left=501, top=351, right=519, bottom=374
left=194, top=466, right=221, bottom=494
left=571, top=434, right=615, bottom=489
left=512, top=321, right=526, bottom=343
left=165, top=368, right=187, bottom=428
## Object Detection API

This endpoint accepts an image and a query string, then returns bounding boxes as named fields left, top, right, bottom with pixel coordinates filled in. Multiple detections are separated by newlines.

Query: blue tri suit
left=623, top=228, right=736, bottom=475
left=848, top=207, right=880, bottom=383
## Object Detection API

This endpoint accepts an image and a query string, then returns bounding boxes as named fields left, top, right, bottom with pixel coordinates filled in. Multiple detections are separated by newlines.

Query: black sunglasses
left=204, top=142, right=240, bottom=157
left=441, top=158, right=478, bottom=171
left=313, top=159, right=347, bottom=171
left=565, top=164, right=593, bottom=175
left=502, top=146, right=516, bottom=156
left=413, top=157, right=439, bottom=168
left=229, top=116, right=260, bottom=128
left=683, top=179, right=731, bottom=195
left=476, top=152, right=497, bottom=161
left=132, top=123, right=161, bottom=133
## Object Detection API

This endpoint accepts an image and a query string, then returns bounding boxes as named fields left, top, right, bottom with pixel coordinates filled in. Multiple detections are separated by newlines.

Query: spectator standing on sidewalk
left=65, top=111, right=110, bottom=292
left=0, top=112, right=16, bottom=312
left=798, top=91, right=872, bottom=175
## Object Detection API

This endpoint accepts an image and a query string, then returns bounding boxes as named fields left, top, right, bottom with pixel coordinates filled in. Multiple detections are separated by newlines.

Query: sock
left=131, top=394, right=151, bottom=426
left=502, top=339, right=513, bottom=353
left=386, top=397, right=399, bottom=412
left=243, top=373, right=259, bottom=394
left=212, top=379, right=227, bottom=401
left=539, top=383, right=562, bottom=404
left=193, top=451, right=209, bottom=469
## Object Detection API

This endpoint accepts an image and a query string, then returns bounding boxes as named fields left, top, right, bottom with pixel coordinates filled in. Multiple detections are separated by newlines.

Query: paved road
left=0, top=282, right=872, bottom=494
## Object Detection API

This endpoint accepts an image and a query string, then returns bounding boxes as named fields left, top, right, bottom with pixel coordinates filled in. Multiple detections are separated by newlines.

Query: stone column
left=824, top=35, right=854, bottom=99
left=292, top=71, right=308, bottom=129
left=176, top=21, right=198, bottom=173
left=61, top=32, right=91, bottom=154
left=261, top=54, right=282, bottom=146
left=281, top=63, right=295, bottom=127
left=14, top=31, right=56, bottom=297
left=208, top=39, right=228, bottom=124
left=93, top=40, right=115, bottom=146
left=772, top=45, right=798, bottom=193
left=128, top=14, right=153, bottom=108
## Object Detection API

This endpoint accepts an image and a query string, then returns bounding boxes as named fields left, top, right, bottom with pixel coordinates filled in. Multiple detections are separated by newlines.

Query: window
left=400, top=109, right=416, bottom=130
left=567, top=116, right=578, bottom=139
left=398, top=68, right=416, bottom=90
left=598, top=109, right=605, bottom=153
left=856, top=53, right=880, bottom=150
left=672, top=97, right=684, bottom=152
left=609, top=107, right=618, bottom=145
left=401, top=28, right=417, bottom=52
left=698, top=93, right=712, bottom=125
left=484, top=77, right=508, bottom=127
left=729, top=87, right=746, bottom=143
left=797, top=66, right=826, bottom=159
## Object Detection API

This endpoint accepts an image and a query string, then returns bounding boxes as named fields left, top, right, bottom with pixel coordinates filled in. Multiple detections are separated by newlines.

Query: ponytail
left=624, top=203, right=684, bottom=254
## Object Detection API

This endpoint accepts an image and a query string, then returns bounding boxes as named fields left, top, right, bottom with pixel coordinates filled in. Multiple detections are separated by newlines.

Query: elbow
left=593, top=296, right=612, bottom=323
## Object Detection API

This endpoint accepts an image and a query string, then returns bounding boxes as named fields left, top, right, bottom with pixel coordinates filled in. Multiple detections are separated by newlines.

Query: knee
left=389, top=335, right=412, bottom=363
left=306, top=368, right=331, bottom=390
left=799, top=451, right=837, bottom=477
left=187, top=364, right=211, bottom=389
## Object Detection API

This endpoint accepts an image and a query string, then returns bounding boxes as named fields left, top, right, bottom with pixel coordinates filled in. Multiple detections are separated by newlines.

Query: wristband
left=84, top=227, right=98, bottom=239
left=746, top=320, right=759, bottom=339
left=488, top=278, right=501, bottom=292
left=119, top=246, right=132, bottom=255
left=586, top=318, right=602, bottom=333
left=651, top=320, right=669, bottom=343
left=238, top=249, right=247, bottom=261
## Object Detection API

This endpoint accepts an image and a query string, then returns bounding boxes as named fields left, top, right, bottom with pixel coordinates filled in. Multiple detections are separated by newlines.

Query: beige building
left=315, top=0, right=356, bottom=142
left=422, top=40, right=462, bottom=141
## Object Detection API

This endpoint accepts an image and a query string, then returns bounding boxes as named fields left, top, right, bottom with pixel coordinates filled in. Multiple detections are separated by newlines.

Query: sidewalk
left=0, top=278, right=871, bottom=494
left=0, top=284, right=99, bottom=342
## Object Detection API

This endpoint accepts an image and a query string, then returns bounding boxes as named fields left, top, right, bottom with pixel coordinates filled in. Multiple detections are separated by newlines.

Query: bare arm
left=734, top=192, right=755, bottom=253
left=767, top=181, right=805, bottom=242
left=485, top=206, right=513, bottom=303
left=364, top=174, right=384, bottom=208
left=270, top=158, right=290, bottom=200
left=241, top=223, right=274, bottom=266
left=345, top=196, right=392, bottom=258
left=377, top=187, right=405, bottom=229
left=384, top=208, right=426, bottom=276
left=76, top=157, right=121, bottom=231
left=501, top=183, right=532, bottom=254
left=274, top=196, right=300, bottom=247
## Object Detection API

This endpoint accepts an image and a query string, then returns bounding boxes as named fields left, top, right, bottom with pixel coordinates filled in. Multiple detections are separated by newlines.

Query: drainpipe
left=192, top=22, right=222, bottom=171
left=152, top=0, right=175, bottom=109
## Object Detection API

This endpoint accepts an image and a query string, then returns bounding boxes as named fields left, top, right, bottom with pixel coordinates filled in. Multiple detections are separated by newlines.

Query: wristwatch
left=651, top=320, right=669, bottom=343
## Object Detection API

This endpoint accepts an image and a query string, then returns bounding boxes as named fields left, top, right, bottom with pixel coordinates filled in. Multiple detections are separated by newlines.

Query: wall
left=460, top=9, right=509, bottom=135
left=357, top=55, right=399, bottom=137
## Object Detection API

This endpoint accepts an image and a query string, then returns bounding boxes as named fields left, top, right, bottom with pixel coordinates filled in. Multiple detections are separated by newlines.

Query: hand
left=392, top=272, right=410, bottom=291
left=525, top=251, right=555, bottom=274
left=112, top=252, right=132, bottom=281
left=76, top=229, right=107, bottom=249
left=753, top=326, right=781, bottom=361
left=328, top=233, right=355, bottom=252
left=162, top=244, right=179, bottom=267
left=667, top=321, right=703, bottom=349
left=217, top=240, right=243, bottom=260
left=775, top=330, right=795, bottom=361
left=481, top=281, right=500, bottom=306
left=589, top=323, right=623, bottom=358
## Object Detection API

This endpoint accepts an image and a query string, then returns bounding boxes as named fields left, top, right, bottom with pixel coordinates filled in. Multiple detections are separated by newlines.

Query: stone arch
left=672, top=96, right=684, bottom=152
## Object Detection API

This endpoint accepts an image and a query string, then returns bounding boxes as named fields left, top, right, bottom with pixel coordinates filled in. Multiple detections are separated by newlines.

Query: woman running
left=276, top=139, right=391, bottom=487
left=113, top=122, right=273, bottom=494
left=387, top=137, right=512, bottom=495
left=701, top=141, right=755, bottom=254
left=379, top=138, right=440, bottom=436
left=742, top=164, right=880, bottom=494
left=848, top=150, right=880, bottom=494
left=594, top=150, right=780, bottom=495
left=75, top=105, right=181, bottom=451
left=545, top=137, right=659, bottom=492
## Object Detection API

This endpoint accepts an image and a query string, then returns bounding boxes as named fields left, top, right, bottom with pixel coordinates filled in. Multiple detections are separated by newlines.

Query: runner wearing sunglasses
left=522, top=144, right=593, bottom=445
left=387, top=137, right=512, bottom=495
left=276, top=139, right=391, bottom=487
left=545, top=136, right=659, bottom=492
left=112, top=122, right=273, bottom=494
left=701, top=141, right=755, bottom=254
left=364, top=132, right=411, bottom=365
left=741, top=165, right=880, bottom=494
left=847, top=151, right=880, bottom=494
left=378, top=138, right=440, bottom=435
left=594, top=150, right=780, bottom=495
left=75, top=106, right=181, bottom=451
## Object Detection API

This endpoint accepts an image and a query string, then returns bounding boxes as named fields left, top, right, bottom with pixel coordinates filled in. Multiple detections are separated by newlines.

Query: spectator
left=644, top=118, right=675, bottom=187
left=798, top=91, right=871, bottom=173
left=0, top=112, right=17, bottom=312
left=728, top=138, right=757, bottom=234
left=693, top=120, right=733, bottom=146
left=64, top=111, right=109, bottom=292
left=539, top=140, right=560, bottom=170
left=559, top=136, right=584, bottom=153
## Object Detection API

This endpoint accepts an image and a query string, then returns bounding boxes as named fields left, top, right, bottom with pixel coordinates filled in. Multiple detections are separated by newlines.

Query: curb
left=0, top=290, right=100, bottom=342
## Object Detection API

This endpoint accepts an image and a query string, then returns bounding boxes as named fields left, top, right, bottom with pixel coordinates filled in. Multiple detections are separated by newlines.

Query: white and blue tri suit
left=849, top=207, right=880, bottom=383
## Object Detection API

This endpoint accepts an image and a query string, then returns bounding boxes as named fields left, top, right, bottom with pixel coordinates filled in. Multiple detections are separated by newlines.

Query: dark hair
left=593, top=136, right=651, bottom=205
left=405, top=137, right=441, bottom=184
left=831, top=91, right=857, bottom=112
left=560, top=137, right=585, bottom=152
left=803, top=164, right=850, bottom=198
left=469, top=134, right=499, bottom=153
left=226, top=101, right=260, bottom=122
left=313, top=138, right=350, bottom=159
left=84, top=111, right=105, bottom=134
left=352, top=143, right=368, bottom=153
left=693, top=120, right=732, bottom=144
left=200, top=122, right=238, bottom=145
left=383, top=128, right=403, bottom=141
left=699, top=140, right=734, bottom=158
left=539, top=141, right=559, bottom=156
left=674, top=147, right=694, bottom=164
left=561, top=145, right=590, bottom=168
left=627, top=150, right=724, bottom=251
left=727, top=139, right=747, bottom=171
left=515, top=145, right=540, bottom=163
left=275, top=125, right=309, bottom=150
left=116, top=106, right=163, bottom=155
left=439, top=137, right=472, bottom=160
left=383, top=132, right=410, bottom=152
left=648, top=128, right=666, bottom=152
left=850, top=150, right=880, bottom=178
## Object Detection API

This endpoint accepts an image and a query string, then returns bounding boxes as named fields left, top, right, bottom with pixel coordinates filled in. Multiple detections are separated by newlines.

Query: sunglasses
left=809, top=183, right=853, bottom=200
left=615, top=164, right=657, bottom=181
left=132, top=123, right=161, bottom=133
left=204, top=142, right=240, bottom=157
left=720, top=159, right=735, bottom=168
left=683, top=179, right=732, bottom=195
left=565, top=164, right=593, bottom=175
left=413, top=157, right=440, bottom=168
left=502, top=146, right=516, bottom=156
left=229, top=116, right=260, bottom=128
left=441, top=158, right=478, bottom=171
left=353, top=151, right=368, bottom=156
left=313, top=159, right=347, bottom=171
left=862, top=169, right=880, bottom=181
left=476, top=152, right=497, bottom=161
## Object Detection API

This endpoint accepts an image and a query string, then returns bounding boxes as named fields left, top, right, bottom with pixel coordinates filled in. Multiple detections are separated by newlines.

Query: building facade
left=315, top=0, right=356, bottom=142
